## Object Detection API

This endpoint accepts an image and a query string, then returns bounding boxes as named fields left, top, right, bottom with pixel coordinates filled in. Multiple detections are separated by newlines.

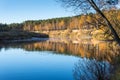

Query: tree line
left=0, top=9, right=120, bottom=37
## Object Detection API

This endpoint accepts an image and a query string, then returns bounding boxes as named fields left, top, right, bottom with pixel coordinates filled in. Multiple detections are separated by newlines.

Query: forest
left=0, top=9, right=120, bottom=40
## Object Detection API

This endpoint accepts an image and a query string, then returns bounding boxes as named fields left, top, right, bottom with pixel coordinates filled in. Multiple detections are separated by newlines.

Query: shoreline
left=0, top=30, right=49, bottom=43
left=1, top=37, right=49, bottom=43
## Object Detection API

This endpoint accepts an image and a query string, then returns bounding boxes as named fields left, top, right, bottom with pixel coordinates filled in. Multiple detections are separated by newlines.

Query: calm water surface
left=0, top=38, right=119, bottom=80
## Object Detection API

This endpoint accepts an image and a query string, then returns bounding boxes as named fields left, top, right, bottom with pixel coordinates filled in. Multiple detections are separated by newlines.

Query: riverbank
left=36, top=29, right=116, bottom=41
left=39, top=29, right=92, bottom=39
left=0, top=30, right=49, bottom=42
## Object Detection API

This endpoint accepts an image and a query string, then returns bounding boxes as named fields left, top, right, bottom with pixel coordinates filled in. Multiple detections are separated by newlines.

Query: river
left=0, top=38, right=120, bottom=80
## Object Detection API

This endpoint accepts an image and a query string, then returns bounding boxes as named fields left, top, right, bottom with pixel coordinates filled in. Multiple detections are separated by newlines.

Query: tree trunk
left=88, top=0, right=120, bottom=44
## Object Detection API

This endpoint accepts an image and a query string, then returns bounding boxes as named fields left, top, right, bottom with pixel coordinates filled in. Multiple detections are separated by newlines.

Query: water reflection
left=0, top=49, right=79, bottom=80
left=0, top=38, right=120, bottom=80
left=0, top=38, right=119, bottom=62
left=73, top=58, right=112, bottom=80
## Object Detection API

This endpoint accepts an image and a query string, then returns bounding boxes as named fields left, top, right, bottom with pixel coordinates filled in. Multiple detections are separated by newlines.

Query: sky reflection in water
left=0, top=48, right=80, bottom=80
left=0, top=39, right=116, bottom=80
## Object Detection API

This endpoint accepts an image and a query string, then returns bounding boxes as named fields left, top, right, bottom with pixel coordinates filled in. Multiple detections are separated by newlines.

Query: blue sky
left=0, top=0, right=74, bottom=24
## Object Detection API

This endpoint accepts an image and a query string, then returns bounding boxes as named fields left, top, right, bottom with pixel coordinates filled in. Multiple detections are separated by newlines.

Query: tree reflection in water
left=0, top=38, right=120, bottom=80
left=73, top=58, right=113, bottom=80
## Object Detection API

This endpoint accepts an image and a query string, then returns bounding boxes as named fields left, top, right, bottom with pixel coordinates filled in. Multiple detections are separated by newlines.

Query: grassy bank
left=0, top=30, right=49, bottom=42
